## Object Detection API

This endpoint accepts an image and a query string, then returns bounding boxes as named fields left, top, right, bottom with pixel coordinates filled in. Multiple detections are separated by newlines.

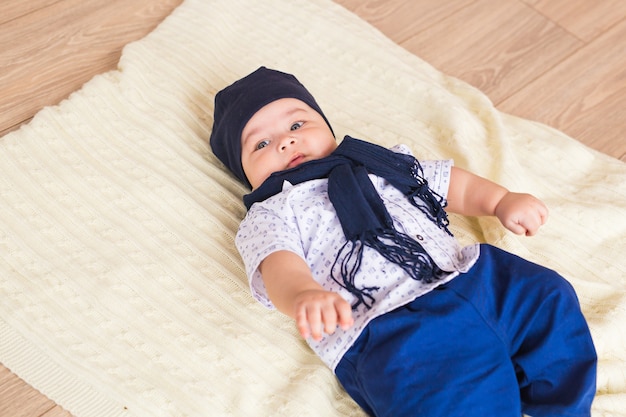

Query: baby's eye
left=290, top=122, right=303, bottom=131
left=255, top=140, right=270, bottom=150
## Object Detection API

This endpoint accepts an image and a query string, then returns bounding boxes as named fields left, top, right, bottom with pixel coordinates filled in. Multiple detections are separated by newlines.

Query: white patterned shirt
left=236, top=145, right=479, bottom=370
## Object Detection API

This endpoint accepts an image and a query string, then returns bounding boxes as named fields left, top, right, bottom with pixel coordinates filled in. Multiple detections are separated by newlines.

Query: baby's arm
left=259, top=250, right=354, bottom=341
left=446, top=167, right=548, bottom=236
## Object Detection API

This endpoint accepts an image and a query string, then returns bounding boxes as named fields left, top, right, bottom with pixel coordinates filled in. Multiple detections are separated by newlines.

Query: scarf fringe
left=409, top=161, right=452, bottom=236
left=331, top=239, right=379, bottom=310
left=332, top=229, right=445, bottom=310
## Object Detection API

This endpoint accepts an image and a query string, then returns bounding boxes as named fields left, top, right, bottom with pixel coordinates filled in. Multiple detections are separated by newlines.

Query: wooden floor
left=335, top=0, right=626, bottom=162
left=1, top=0, right=625, bottom=416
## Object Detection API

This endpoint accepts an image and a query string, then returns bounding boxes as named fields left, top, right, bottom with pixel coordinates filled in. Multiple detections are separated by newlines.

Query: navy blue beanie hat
left=209, top=66, right=334, bottom=188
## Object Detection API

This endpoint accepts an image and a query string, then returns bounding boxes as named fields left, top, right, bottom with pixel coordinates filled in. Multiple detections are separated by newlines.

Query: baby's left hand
left=494, top=192, right=548, bottom=236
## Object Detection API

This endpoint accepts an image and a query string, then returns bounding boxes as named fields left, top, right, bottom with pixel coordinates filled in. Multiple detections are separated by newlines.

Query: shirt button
left=416, top=235, right=424, bottom=241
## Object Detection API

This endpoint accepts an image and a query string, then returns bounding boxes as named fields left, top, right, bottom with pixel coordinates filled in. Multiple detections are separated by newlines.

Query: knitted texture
left=1, top=0, right=625, bottom=416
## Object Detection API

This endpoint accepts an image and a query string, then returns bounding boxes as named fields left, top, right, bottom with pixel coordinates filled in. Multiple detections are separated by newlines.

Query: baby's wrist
left=492, top=189, right=511, bottom=217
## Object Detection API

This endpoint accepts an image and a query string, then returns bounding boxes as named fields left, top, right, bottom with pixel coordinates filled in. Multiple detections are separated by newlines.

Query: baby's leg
left=335, top=244, right=596, bottom=417
left=446, top=244, right=597, bottom=417
left=336, top=280, right=524, bottom=416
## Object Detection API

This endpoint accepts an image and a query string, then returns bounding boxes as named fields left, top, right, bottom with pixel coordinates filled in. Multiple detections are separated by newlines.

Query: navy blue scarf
left=244, top=136, right=451, bottom=309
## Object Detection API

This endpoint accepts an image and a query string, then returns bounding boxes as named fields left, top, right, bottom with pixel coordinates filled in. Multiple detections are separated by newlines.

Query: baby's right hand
left=293, top=289, right=354, bottom=341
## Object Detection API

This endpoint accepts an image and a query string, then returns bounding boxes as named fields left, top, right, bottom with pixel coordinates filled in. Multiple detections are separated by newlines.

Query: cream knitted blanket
left=1, top=0, right=625, bottom=416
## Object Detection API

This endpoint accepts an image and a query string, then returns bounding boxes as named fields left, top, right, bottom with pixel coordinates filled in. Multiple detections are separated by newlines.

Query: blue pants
left=335, top=244, right=597, bottom=417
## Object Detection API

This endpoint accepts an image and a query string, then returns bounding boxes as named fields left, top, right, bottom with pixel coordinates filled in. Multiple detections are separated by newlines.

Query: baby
left=210, top=66, right=597, bottom=417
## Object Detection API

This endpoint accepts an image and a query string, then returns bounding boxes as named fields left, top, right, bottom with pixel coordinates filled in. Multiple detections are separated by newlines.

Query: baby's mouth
left=288, top=154, right=305, bottom=168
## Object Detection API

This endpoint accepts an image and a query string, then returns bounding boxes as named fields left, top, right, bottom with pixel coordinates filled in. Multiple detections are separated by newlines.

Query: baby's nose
left=279, top=136, right=297, bottom=151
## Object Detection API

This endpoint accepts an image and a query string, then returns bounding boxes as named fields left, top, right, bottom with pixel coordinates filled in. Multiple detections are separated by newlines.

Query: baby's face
left=241, top=98, right=336, bottom=189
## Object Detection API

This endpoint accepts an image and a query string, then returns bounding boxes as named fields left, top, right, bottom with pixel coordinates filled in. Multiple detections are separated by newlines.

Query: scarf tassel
left=407, top=164, right=452, bottom=236
left=331, top=229, right=445, bottom=310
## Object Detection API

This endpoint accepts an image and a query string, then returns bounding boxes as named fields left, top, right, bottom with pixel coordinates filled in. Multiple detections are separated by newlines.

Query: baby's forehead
left=242, top=98, right=316, bottom=135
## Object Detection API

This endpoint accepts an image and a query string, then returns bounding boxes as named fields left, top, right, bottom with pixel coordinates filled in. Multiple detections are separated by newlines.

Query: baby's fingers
left=522, top=216, right=543, bottom=236
left=505, top=219, right=528, bottom=235
left=335, top=298, right=354, bottom=330
left=509, top=206, right=549, bottom=236
left=310, top=303, right=343, bottom=341
left=294, top=296, right=354, bottom=341
left=295, top=307, right=315, bottom=340
left=295, top=303, right=326, bottom=341
left=321, top=303, right=341, bottom=338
